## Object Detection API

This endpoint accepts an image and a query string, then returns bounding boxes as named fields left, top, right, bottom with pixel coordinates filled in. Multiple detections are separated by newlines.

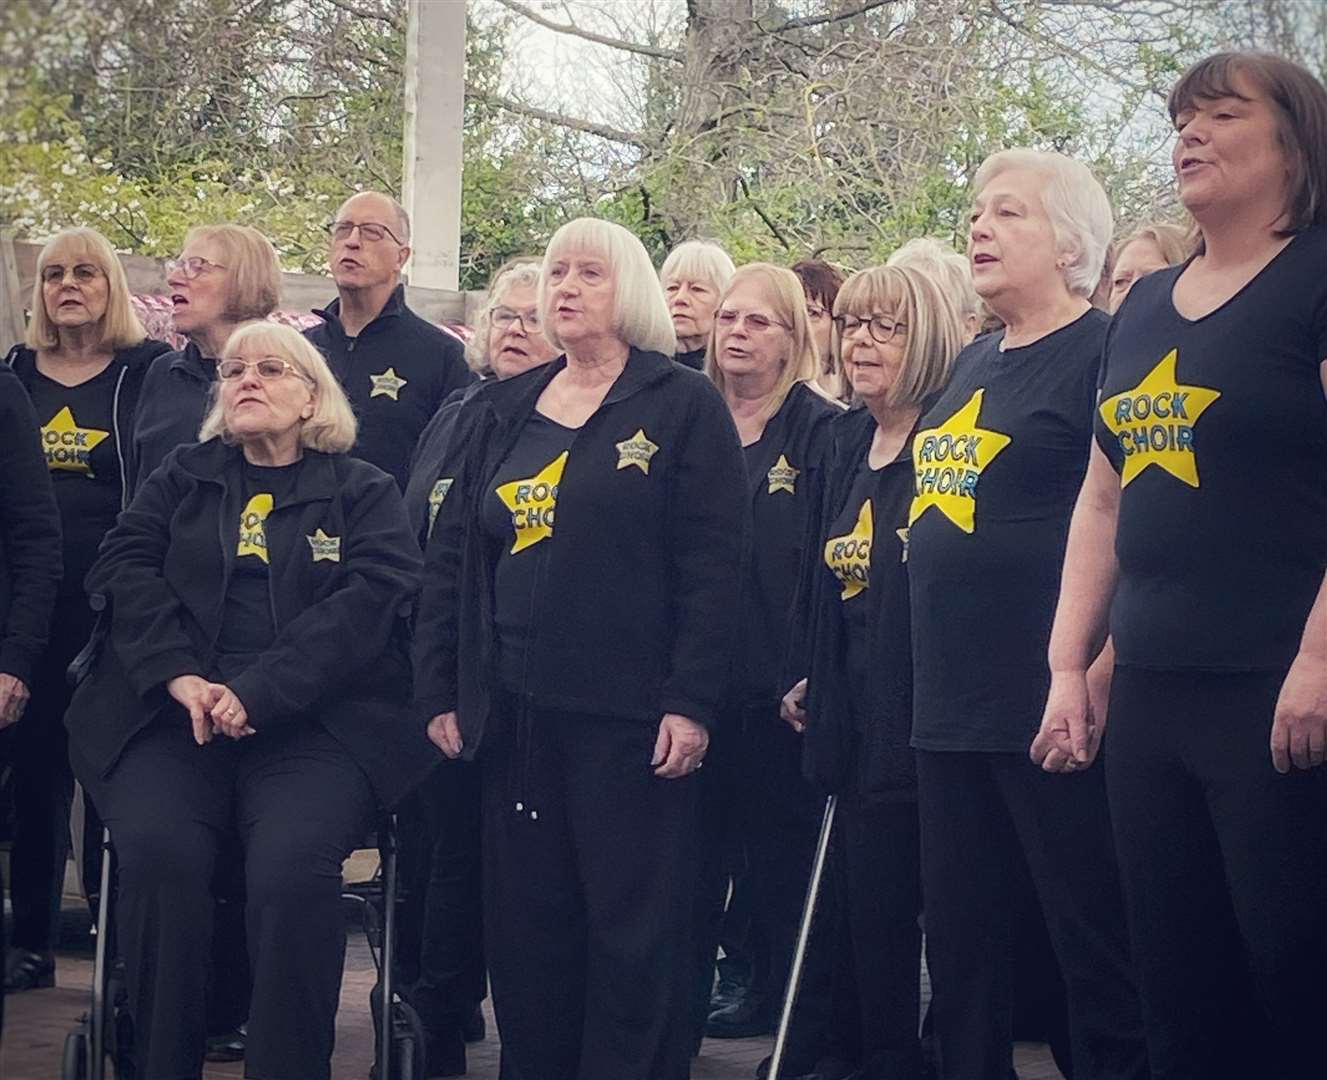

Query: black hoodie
left=129, top=341, right=215, bottom=493
left=0, top=366, right=62, bottom=684
left=306, top=284, right=475, bottom=489
left=412, top=348, right=747, bottom=756
left=67, top=440, right=427, bottom=807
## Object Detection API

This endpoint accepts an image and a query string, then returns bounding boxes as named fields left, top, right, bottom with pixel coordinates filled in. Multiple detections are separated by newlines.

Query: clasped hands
left=167, top=674, right=255, bottom=745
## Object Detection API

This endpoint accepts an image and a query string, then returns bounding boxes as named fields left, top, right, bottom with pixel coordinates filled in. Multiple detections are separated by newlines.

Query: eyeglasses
left=805, top=304, right=828, bottom=321
left=165, top=256, right=227, bottom=280
left=41, top=263, right=103, bottom=285
left=491, top=307, right=541, bottom=332
left=326, top=220, right=403, bottom=245
left=714, top=309, right=791, bottom=334
left=833, top=314, right=908, bottom=345
left=217, top=356, right=311, bottom=382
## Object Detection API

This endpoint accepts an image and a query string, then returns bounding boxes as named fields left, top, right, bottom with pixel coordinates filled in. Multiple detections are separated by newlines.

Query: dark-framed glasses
left=834, top=314, right=908, bottom=345
left=326, top=220, right=403, bottom=245
left=41, top=263, right=103, bottom=285
left=714, top=308, right=790, bottom=333
left=217, top=356, right=310, bottom=382
left=491, top=306, right=541, bottom=332
left=165, top=256, right=227, bottom=280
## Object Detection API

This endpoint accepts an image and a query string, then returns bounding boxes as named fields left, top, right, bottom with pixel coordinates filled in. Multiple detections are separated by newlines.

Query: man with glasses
left=306, top=191, right=473, bottom=490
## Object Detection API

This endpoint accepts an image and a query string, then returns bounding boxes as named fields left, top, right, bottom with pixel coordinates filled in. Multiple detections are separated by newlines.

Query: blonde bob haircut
left=705, top=263, right=820, bottom=416
left=833, top=265, right=964, bottom=410
left=1114, top=221, right=1192, bottom=269
left=182, top=224, right=282, bottom=322
left=972, top=148, right=1115, bottom=298
left=467, top=256, right=543, bottom=372
left=660, top=239, right=737, bottom=294
left=540, top=218, right=676, bottom=355
left=886, top=237, right=982, bottom=320
left=30, top=227, right=147, bottom=351
left=199, top=322, right=358, bottom=453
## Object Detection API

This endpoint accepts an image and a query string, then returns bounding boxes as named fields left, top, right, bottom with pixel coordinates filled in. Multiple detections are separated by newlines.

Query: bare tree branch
left=322, top=0, right=402, bottom=31
left=771, top=0, right=897, bottom=32
left=470, top=90, right=653, bottom=149
left=493, top=0, right=684, bottom=61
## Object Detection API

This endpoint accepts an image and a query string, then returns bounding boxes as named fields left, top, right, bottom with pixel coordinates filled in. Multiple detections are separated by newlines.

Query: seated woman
left=67, top=322, right=427, bottom=1080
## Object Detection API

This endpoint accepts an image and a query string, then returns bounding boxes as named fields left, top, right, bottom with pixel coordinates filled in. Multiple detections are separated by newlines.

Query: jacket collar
left=481, top=347, right=676, bottom=425
left=168, top=341, right=213, bottom=382
left=174, top=439, right=341, bottom=505
left=314, top=282, right=407, bottom=337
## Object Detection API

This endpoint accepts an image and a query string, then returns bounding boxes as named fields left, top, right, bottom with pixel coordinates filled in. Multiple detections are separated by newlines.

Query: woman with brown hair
left=1037, top=51, right=1327, bottom=1077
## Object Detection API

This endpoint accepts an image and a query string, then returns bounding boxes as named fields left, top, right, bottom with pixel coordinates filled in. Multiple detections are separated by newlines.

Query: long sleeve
left=0, top=371, right=63, bottom=683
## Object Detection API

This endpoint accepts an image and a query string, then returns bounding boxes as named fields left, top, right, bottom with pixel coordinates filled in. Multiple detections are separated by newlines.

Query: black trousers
left=398, top=758, right=486, bottom=1034
left=916, top=750, right=1147, bottom=1080
left=0, top=601, right=86, bottom=956
left=483, top=700, right=700, bottom=1080
left=1107, top=667, right=1327, bottom=1080
left=73, top=718, right=375, bottom=1080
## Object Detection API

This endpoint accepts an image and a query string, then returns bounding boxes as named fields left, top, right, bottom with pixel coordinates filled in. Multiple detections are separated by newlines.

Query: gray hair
left=972, top=149, right=1115, bottom=298
left=467, top=257, right=543, bottom=371
left=660, top=239, right=737, bottom=294
left=887, top=237, right=982, bottom=319
left=540, top=218, right=676, bottom=355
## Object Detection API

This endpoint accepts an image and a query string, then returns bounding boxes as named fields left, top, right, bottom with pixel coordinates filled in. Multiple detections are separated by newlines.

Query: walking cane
left=768, top=793, right=838, bottom=1080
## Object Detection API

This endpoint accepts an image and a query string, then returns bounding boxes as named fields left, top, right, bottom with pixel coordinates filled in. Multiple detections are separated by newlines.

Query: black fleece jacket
left=7, top=338, right=173, bottom=509
left=790, top=405, right=919, bottom=801
left=129, top=342, right=215, bottom=493
left=0, top=366, right=62, bottom=683
left=402, top=382, right=481, bottom=545
left=68, top=440, right=428, bottom=807
left=412, top=348, right=747, bottom=757
left=306, top=284, right=475, bottom=489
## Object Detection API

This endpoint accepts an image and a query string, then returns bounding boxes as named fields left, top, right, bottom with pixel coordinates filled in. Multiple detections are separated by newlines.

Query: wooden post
left=0, top=229, right=27, bottom=346
left=402, top=0, right=467, bottom=292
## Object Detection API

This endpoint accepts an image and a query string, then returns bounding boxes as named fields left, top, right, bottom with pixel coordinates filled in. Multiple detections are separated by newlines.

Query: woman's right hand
left=1032, top=670, right=1099, bottom=772
left=427, top=712, right=463, bottom=758
left=167, top=674, right=225, bottom=746
left=781, top=678, right=808, bottom=733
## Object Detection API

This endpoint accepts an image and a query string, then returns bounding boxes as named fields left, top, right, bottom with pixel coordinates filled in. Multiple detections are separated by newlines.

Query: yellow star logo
left=237, top=493, right=274, bottom=563
left=496, top=451, right=568, bottom=554
left=824, top=499, right=873, bottom=600
left=1098, top=349, right=1221, bottom=489
left=896, top=527, right=910, bottom=563
left=767, top=453, right=799, bottom=495
left=615, top=429, right=659, bottom=475
left=426, top=477, right=454, bottom=537
left=41, top=405, right=110, bottom=477
left=306, top=528, right=341, bottom=563
left=909, top=388, right=1011, bottom=534
left=369, top=367, right=408, bottom=400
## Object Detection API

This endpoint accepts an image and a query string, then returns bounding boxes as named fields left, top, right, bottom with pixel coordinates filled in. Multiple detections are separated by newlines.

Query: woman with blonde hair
left=782, top=263, right=964, bottom=1079
left=414, top=216, right=745, bottom=1079
left=696, top=262, right=840, bottom=1046
left=2, top=226, right=169, bottom=993
left=131, top=223, right=282, bottom=489
left=66, top=320, right=425, bottom=1079
left=1106, top=221, right=1191, bottom=313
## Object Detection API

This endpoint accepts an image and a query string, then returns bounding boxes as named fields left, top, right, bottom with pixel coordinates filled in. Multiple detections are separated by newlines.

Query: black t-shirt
left=216, top=460, right=302, bottom=679
left=1097, top=229, right=1327, bottom=671
left=27, top=364, right=123, bottom=598
left=482, top=412, right=578, bottom=690
left=823, top=454, right=910, bottom=728
left=909, top=309, right=1105, bottom=752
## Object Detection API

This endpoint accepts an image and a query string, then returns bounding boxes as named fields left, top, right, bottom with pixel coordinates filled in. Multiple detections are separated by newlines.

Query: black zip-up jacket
left=675, top=347, right=706, bottom=371
left=413, top=348, right=747, bottom=756
left=129, top=342, right=215, bottom=494
left=306, top=284, right=475, bottom=489
left=67, top=440, right=428, bottom=807
left=7, top=338, right=173, bottom=509
left=0, top=366, right=62, bottom=684
left=736, top=381, right=837, bottom=705
left=790, top=405, right=919, bottom=801
left=403, top=381, right=484, bottom=545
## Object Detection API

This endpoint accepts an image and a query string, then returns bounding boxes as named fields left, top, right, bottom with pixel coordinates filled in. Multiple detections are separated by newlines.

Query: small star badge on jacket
left=369, top=367, right=408, bottom=400
left=307, top=528, right=342, bottom=562
left=615, top=429, right=659, bottom=475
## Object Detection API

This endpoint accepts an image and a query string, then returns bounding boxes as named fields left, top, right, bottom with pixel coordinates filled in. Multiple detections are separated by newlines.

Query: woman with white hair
left=907, top=149, right=1148, bottom=1079
left=661, top=238, right=736, bottom=369
left=887, top=236, right=985, bottom=343
left=414, top=217, right=746, bottom=1079
left=66, top=322, right=426, bottom=1079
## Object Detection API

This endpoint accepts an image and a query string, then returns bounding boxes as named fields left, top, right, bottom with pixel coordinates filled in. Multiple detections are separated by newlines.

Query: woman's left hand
left=1270, top=650, right=1327, bottom=773
left=653, top=713, right=708, bottom=779
left=211, top=685, right=256, bottom=740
